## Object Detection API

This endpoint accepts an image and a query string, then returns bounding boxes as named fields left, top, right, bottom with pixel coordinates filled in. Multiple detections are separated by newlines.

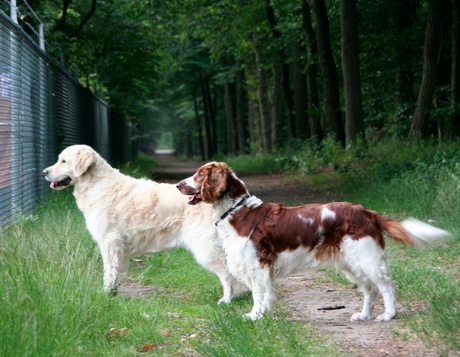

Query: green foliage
left=221, top=153, right=287, bottom=173
left=116, top=155, right=158, bottom=179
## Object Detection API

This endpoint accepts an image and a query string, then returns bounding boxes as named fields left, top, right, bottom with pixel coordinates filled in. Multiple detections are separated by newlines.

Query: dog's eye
left=62, top=159, right=66, bottom=163
left=198, top=173, right=204, bottom=177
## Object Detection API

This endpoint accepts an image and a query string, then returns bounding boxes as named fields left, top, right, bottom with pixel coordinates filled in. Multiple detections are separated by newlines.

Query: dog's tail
left=376, top=214, right=452, bottom=248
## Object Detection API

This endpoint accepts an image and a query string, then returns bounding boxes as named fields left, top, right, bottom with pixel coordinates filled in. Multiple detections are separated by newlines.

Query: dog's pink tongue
left=189, top=194, right=197, bottom=202
left=50, top=182, right=55, bottom=188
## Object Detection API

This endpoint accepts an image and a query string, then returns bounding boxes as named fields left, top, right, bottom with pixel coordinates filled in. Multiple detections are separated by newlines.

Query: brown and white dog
left=177, top=162, right=451, bottom=322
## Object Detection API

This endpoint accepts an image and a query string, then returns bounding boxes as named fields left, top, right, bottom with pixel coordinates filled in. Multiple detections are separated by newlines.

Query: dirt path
left=146, top=153, right=449, bottom=357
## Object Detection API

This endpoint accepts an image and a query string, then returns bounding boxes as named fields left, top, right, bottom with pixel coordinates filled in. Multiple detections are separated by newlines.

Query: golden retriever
left=43, top=145, right=246, bottom=301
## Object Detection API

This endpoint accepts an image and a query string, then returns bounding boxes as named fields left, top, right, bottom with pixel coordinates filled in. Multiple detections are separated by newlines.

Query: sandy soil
left=119, top=152, right=457, bottom=357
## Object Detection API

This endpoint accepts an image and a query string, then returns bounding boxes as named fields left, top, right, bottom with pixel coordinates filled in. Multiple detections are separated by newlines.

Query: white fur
left=185, top=175, right=200, bottom=192
left=321, top=207, right=336, bottom=221
left=298, top=213, right=314, bottom=225
left=43, top=145, right=246, bottom=302
left=339, top=236, right=396, bottom=322
left=401, top=218, right=451, bottom=247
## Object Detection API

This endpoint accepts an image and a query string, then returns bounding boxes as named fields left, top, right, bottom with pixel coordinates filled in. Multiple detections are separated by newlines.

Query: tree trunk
left=293, top=39, right=310, bottom=140
left=308, top=0, right=345, bottom=144
left=393, top=0, right=416, bottom=113
left=282, top=63, right=296, bottom=140
left=204, top=76, right=218, bottom=156
left=452, top=0, right=460, bottom=138
left=193, top=91, right=205, bottom=160
left=236, top=68, right=247, bottom=154
left=302, top=0, right=323, bottom=143
left=410, top=0, right=442, bottom=138
left=246, top=62, right=263, bottom=152
left=186, top=126, right=194, bottom=158
left=437, top=0, right=453, bottom=88
left=266, top=0, right=296, bottom=143
left=253, top=32, right=273, bottom=153
left=224, top=83, right=237, bottom=155
left=340, top=0, right=365, bottom=145
left=200, top=77, right=212, bottom=159
left=271, top=56, right=285, bottom=149
left=394, top=69, right=415, bottom=110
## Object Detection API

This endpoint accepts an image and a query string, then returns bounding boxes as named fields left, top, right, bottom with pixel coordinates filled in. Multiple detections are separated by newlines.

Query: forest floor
left=128, top=151, right=451, bottom=357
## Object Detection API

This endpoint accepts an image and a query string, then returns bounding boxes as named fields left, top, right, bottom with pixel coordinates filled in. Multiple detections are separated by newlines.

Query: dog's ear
left=73, top=147, right=94, bottom=177
left=202, top=163, right=230, bottom=203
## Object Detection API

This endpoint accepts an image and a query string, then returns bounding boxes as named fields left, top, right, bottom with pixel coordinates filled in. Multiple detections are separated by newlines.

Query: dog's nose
left=176, top=183, right=181, bottom=190
left=43, top=169, right=49, bottom=175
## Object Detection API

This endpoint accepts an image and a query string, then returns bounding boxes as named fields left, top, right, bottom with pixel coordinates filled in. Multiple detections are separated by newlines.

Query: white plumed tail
left=401, top=218, right=452, bottom=248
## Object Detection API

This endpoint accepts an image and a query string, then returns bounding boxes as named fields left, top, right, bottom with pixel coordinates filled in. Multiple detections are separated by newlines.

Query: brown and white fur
left=177, top=162, right=451, bottom=322
left=43, top=145, right=246, bottom=302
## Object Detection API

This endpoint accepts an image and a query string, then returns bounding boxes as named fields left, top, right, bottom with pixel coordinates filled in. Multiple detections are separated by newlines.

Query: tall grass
left=0, top=191, right=117, bottom=356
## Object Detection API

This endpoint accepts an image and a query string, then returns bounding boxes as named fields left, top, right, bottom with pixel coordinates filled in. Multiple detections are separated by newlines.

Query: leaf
left=138, top=343, right=156, bottom=352
left=161, top=328, right=170, bottom=336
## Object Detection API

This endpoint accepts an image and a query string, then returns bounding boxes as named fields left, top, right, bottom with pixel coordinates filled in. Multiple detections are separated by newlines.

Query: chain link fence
left=0, top=11, right=129, bottom=227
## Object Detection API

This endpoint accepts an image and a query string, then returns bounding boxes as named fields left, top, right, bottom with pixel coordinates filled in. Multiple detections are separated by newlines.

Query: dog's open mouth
left=188, top=193, right=203, bottom=205
left=50, top=177, right=72, bottom=189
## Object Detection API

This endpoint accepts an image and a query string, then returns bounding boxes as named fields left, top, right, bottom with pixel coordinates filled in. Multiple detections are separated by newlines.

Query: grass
left=0, top=158, right=338, bottom=356
left=117, top=155, right=159, bottom=179
left=221, top=153, right=288, bottom=174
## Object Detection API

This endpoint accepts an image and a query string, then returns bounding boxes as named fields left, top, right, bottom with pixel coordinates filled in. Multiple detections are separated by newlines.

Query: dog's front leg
left=100, top=238, right=129, bottom=296
left=216, top=273, right=236, bottom=304
left=243, top=282, right=266, bottom=321
left=245, top=268, right=276, bottom=321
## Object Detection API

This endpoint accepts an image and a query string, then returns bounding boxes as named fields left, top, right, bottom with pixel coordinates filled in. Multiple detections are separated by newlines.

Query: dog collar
left=215, top=193, right=251, bottom=226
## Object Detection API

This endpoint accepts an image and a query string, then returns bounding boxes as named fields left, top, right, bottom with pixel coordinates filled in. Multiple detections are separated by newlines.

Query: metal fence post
left=39, top=23, right=45, bottom=51
left=10, top=0, right=18, bottom=24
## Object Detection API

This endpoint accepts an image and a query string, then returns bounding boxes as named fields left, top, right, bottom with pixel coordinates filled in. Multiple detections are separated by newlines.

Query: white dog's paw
left=351, top=312, right=374, bottom=321
left=375, top=312, right=397, bottom=322
left=217, top=297, right=231, bottom=304
left=243, top=312, right=263, bottom=321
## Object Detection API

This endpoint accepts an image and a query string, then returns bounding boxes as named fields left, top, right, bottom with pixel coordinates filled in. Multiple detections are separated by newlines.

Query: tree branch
left=77, top=0, right=97, bottom=33
left=61, top=0, right=73, bottom=24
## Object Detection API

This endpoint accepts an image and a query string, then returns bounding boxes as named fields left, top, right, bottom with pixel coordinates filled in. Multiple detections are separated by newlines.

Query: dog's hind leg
left=349, top=263, right=397, bottom=322
left=373, top=269, right=397, bottom=322
left=351, top=284, right=377, bottom=321
left=341, top=236, right=397, bottom=322
left=341, top=268, right=376, bottom=321
left=356, top=252, right=397, bottom=322
left=342, top=245, right=397, bottom=321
